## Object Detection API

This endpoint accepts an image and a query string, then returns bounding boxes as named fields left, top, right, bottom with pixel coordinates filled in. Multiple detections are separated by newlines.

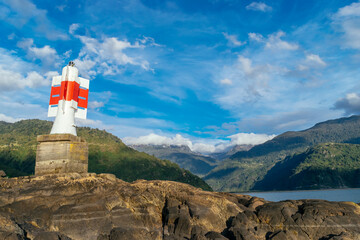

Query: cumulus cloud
left=246, top=2, right=272, bottom=12
left=74, top=35, right=153, bottom=78
left=334, top=93, right=360, bottom=115
left=17, top=38, right=60, bottom=66
left=223, top=32, right=245, bottom=46
left=249, top=31, right=299, bottom=50
left=333, top=1, right=360, bottom=49
left=0, top=0, right=68, bottom=40
left=0, top=67, right=50, bottom=91
left=123, top=132, right=276, bottom=154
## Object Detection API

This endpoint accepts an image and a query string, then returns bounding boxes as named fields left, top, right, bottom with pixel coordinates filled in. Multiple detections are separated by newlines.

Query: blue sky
left=1, top=0, right=360, bottom=153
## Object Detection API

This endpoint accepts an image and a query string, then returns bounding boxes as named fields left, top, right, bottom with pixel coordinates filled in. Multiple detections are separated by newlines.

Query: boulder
left=0, top=173, right=359, bottom=240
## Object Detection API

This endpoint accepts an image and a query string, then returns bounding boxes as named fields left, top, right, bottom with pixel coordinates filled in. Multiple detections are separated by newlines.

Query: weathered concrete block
left=35, top=134, right=88, bottom=175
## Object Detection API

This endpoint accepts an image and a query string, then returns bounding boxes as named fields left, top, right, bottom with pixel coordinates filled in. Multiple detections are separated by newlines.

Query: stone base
left=35, top=134, right=88, bottom=175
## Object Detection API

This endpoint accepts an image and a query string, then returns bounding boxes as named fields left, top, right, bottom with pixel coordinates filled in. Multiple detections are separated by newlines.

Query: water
left=240, top=188, right=360, bottom=202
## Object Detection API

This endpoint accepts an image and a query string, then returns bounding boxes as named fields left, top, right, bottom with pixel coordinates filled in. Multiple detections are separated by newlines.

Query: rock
left=0, top=173, right=359, bottom=240
left=204, top=231, right=227, bottom=239
left=33, top=232, right=72, bottom=240
left=0, top=170, right=6, bottom=177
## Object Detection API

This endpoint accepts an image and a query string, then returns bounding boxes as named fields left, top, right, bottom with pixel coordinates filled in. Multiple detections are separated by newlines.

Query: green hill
left=253, top=143, right=360, bottom=190
left=204, top=115, right=360, bottom=192
left=0, top=119, right=212, bottom=191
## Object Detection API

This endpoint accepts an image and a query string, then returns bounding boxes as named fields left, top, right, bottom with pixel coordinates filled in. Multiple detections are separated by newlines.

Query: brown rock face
left=0, top=174, right=359, bottom=240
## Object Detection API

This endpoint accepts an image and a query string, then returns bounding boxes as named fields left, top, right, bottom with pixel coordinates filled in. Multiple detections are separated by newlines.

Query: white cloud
left=246, top=2, right=272, bottom=12
left=124, top=133, right=192, bottom=147
left=248, top=32, right=264, bottom=42
left=266, top=31, right=298, bottom=50
left=0, top=0, right=68, bottom=40
left=0, top=113, right=22, bottom=123
left=0, top=47, right=53, bottom=91
left=88, top=101, right=104, bottom=109
left=0, top=67, right=50, bottom=91
left=123, top=132, right=276, bottom=154
left=44, top=71, right=60, bottom=80
left=228, top=132, right=276, bottom=145
left=333, top=2, right=360, bottom=49
left=248, top=31, right=298, bottom=50
left=69, top=23, right=79, bottom=35
left=295, top=53, right=327, bottom=72
left=336, top=2, right=360, bottom=17
left=334, top=93, right=360, bottom=115
left=223, top=32, right=245, bottom=46
left=216, top=55, right=278, bottom=109
left=305, top=54, right=326, bottom=67
left=74, top=35, right=153, bottom=78
left=17, top=38, right=60, bottom=66
left=220, top=78, right=233, bottom=85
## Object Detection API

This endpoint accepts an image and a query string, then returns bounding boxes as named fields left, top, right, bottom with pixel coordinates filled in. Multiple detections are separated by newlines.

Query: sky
left=1, top=0, right=360, bottom=153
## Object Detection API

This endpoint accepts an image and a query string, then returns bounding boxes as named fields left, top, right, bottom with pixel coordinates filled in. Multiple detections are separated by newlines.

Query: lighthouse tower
left=48, top=61, right=89, bottom=135
left=35, top=62, right=90, bottom=175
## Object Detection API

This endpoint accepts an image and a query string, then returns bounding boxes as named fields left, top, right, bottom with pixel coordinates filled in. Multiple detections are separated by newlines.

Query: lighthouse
left=48, top=61, right=89, bottom=136
left=35, top=62, right=90, bottom=175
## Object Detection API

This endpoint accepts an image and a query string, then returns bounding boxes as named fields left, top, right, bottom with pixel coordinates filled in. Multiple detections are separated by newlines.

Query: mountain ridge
left=129, top=144, right=218, bottom=176
left=205, top=115, right=360, bottom=192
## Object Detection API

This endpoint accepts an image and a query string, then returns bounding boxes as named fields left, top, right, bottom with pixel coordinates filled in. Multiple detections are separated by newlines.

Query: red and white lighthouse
left=48, top=61, right=89, bottom=136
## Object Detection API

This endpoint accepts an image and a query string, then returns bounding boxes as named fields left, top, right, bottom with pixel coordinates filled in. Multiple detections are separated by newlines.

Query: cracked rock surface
left=0, top=173, right=359, bottom=240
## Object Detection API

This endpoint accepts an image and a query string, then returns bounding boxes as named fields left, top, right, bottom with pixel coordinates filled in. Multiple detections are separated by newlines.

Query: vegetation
left=253, top=143, right=360, bottom=190
left=0, top=119, right=212, bottom=191
left=205, top=115, right=360, bottom=192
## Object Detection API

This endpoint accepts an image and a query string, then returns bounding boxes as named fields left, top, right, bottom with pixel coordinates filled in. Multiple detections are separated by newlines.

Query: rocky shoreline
left=0, top=173, right=359, bottom=240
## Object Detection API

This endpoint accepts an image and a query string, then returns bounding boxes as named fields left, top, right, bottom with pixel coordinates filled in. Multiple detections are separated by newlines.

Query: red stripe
left=49, top=86, right=60, bottom=105
left=59, top=81, right=81, bottom=101
left=78, top=88, right=89, bottom=108
left=49, top=81, right=87, bottom=108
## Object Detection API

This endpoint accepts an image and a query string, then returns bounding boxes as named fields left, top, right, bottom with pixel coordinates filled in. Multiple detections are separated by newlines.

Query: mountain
left=204, top=115, right=360, bottom=192
left=1, top=173, right=360, bottom=240
left=253, top=143, right=360, bottom=190
left=0, top=119, right=212, bottom=191
left=129, top=144, right=218, bottom=176
left=209, top=144, right=254, bottom=160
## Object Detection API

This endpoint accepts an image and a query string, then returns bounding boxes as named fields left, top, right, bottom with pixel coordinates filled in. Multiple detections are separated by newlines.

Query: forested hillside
left=205, top=115, right=360, bottom=192
left=0, top=119, right=212, bottom=191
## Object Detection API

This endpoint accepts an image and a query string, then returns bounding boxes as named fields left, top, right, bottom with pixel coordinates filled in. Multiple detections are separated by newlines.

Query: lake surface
left=240, top=188, right=360, bottom=202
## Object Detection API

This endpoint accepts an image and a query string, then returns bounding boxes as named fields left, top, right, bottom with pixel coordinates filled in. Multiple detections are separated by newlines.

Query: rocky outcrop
left=0, top=174, right=359, bottom=240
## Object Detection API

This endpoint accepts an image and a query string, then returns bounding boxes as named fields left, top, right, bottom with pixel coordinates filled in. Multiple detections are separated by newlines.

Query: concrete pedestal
left=35, top=134, right=88, bottom=175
